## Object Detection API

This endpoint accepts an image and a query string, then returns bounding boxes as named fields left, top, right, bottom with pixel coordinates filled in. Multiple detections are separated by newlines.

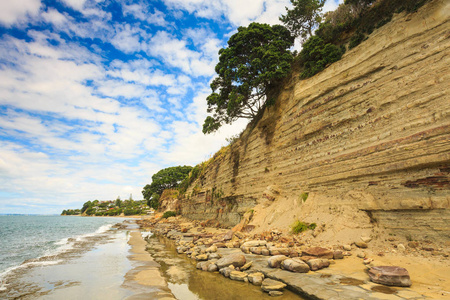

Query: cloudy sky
left=0, top=0, right=341, bottom=214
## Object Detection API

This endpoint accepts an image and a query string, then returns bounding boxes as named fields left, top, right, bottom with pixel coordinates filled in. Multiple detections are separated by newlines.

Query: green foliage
left=61, top=209, right=81, bottom=215
left=142, top=165, right=193, bottom=201
left=85, top=207, right=95, bottom=215
left=300, top=192, right=309, bottom=202
left=147, top=193, right=160, bottom=210
left=348, top=31, right=365, bottom=49
left=291, top=220, right=317, bottom=234
left=300, top=36, right=344, bottom=78
left=280, top=0, right=325, bottom=41
left=203, top=22, right=294, bottom=134
left=162, top=211, right=177, bottom=218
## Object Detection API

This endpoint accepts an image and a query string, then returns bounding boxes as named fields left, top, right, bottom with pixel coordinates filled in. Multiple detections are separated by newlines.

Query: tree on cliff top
left=142, top=165, right=193, bottom=209
left=280, top=0, right=325, bottom=42
left=203, top=23, right=294, bottom=134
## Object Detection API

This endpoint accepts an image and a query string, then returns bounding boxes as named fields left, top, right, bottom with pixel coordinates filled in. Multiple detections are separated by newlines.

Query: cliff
left=180, top=0, right=450, bottom=243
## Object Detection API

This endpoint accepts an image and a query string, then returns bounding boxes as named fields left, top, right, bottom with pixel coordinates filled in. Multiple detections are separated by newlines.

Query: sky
left=0, top=0, right=341, bottom=214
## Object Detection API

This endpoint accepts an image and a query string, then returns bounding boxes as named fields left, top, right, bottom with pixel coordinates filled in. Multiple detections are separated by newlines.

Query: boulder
left=229, top=271, right=248, bottom=281
left=248, top=272, right=264, bottom=285
left=268, top=255, right=288, bottom=268
left=261, top=249, right=270, bottom=256
left=269, top=248, right=290, bottom=256
left=307, top=259, right=330, bottom=271
left=302, top=247, right=334, bottom=259
left=216, top=253, right=246, bottom=269
left=368, top=266, right=412, bottom=287
left=250, top=247, right=263, bottom=255
left=281, top=258, right=310, bottom=273
left=261, top=278, right=286, bottom=292
left=207, top=263, right=218, bottom=272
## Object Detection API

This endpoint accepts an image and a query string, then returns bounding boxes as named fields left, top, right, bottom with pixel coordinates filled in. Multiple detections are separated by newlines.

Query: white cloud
left=0, top=0, right=41, bottom=26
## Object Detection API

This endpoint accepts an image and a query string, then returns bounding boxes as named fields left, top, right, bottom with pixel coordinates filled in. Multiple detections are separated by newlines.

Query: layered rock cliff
left=180, top=0, right=450, bottom=242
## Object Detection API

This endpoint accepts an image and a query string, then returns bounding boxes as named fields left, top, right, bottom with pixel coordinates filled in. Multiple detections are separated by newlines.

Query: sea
left=0, top=215, right=133, bottom=298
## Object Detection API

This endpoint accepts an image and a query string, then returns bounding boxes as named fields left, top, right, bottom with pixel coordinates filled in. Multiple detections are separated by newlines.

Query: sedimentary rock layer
left=181, top=0, right=450, bottom=240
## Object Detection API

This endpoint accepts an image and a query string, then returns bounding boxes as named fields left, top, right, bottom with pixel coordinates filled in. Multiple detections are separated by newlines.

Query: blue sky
left=0, top=0, right=341, bottom=214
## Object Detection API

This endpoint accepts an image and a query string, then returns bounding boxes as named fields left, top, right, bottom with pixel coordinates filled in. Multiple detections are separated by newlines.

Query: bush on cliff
left=162, top=211, right=177, bottom=218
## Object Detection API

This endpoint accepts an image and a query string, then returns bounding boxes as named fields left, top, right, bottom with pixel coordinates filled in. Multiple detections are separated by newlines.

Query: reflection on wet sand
left=146, top=235, right=304, bottom=300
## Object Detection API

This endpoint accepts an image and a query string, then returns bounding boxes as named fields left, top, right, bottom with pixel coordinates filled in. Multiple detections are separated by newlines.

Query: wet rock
left=229, top=271, right=248, bottom=281
left=196, top=254, right=209, bottom=261
left=248, top=272, right=264, bottom=285
left=219, top=267, right=233, bottom=278
left=355, top=241, right=368, bottom=249
left=268, top=255, right=288, bottom=268
left=261, top=278, right=286, bottom=292
left=281, top=258, right=310, bottom=273
left=302, top=247, right=333, bottom=259
left=216, top=253, right=246, bottom=269
left=307, top=259, right=330, bottom=271
left=333, top=250, right=344, bottom=259
left=208, top=253, right=221, bottom=260
left=368, top=266, right=412, bottom=287
left=269, top=291, right=283, bottom=297
left=207, top=263, right=218, bottom=272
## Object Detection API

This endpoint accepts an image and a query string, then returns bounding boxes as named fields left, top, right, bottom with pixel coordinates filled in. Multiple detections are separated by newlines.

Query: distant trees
left=203, top=22, right=294, bottom=134
left=142, top=165, right=193, bottom=209
left=280, top=0, right=325, bottom=42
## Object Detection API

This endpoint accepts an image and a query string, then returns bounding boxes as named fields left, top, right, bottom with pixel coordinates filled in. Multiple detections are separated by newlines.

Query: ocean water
left=0, top=215, right=126, bottom=288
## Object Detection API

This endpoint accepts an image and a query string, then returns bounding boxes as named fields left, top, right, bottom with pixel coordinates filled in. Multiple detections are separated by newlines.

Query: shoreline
left=137, top=216, right=450, bottom=300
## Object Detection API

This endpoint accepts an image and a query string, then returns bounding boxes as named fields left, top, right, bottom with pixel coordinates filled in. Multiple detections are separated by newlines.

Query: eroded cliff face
left=180, top=0, right=450, bottom=242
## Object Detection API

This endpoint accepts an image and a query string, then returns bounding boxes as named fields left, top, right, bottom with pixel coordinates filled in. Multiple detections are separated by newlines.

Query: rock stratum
left=180, top=0, right=450, bottom=243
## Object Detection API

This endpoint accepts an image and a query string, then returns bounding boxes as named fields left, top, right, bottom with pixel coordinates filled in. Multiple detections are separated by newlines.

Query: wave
left=0, top=222, right=118, bottom=291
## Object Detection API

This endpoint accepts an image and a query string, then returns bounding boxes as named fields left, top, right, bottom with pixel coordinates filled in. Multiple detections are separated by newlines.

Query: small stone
left=208, top=253, right=221, bottom=260
left=302, top=247, right=334, bottom=259
left=207, top=263, right=218, bottom=272
left=216, top=253, right=246, bottom=269
left=363, top=258, right=373, bottom=265
left=333, top=250, right=344, bottom=259
left=407, top=241, right=419, bottom=248
left=361, top=236, right=372, bottom=243
left=306, top=258, right=330, bottom=271
left=261, top=278, right=286, bottom=292
left=281, top=258, right=310, bottom=273
left=268, top=255, right=288, bottom=268
left=206, top=245, right=217, bottom=253
left=355, top=241, right=368, bottom=249
left=397, top=244, right=406, bottom=251
left=229, top=271, right=248, bottom=281
left=241, top=261, right=253, bottom=271
left=269, top=291, right=283, bottom=297
left=368, top=266, right=412, bottom=287
left=357, top=252, right=366, bottom=258
left=248, top=272, right=264, bottom=285
left=343, top=245, right=352, bottom=251
left=196, top=254, right=209, bottom=261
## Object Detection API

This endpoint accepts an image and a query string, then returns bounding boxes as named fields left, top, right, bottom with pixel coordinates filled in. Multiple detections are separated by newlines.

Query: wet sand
left=123, top=230, right=176, bottom=299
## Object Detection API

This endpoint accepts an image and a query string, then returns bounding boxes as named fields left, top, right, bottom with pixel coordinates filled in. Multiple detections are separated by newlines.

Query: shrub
left=300, top=192, right=309, bottom=202
left=162, top=211, right=177, bottom=219
left=291, top=220, right=317, bottom=234
left=348, top=31, right=365, bottom=49
left=300, top=36, right=345, bottom=78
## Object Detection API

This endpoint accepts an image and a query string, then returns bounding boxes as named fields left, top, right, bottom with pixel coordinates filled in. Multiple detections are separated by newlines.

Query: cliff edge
left=180, top=0, right=450, bottom=246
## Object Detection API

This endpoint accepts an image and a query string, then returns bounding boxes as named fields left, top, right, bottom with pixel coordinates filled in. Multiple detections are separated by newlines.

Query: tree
left=142, top=165, right=193, bottom=203
left=280, top=0, right=325, bottom=42
left=203, top=23, right=294, bottom=134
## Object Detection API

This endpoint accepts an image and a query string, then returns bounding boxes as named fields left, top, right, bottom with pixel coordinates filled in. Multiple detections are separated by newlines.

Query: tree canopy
left=142, top=165, right=193, bottom=208
left=280, top=0, right=325, bottom=41
left=203, top=22, right=294, bottom=134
